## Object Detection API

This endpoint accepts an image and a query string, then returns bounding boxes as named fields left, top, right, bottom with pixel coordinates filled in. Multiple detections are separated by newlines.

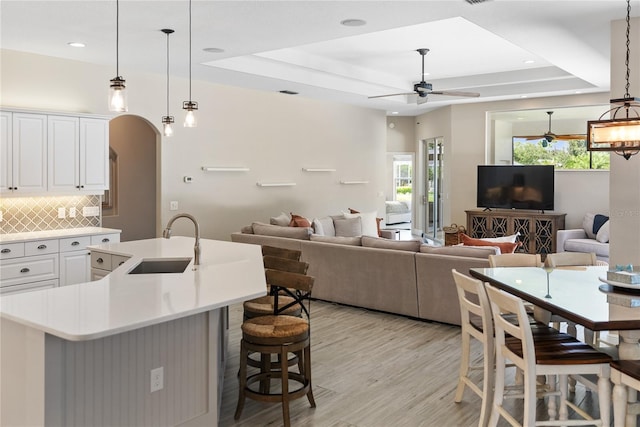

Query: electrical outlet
left=57, top=207, right=66, bottom=219
left=150, top=367, right=164, bottom=393
left=0, top=210, right=3, bottom=222
left=170, top=201, right=179, bottom=211
left=69, top=207, right=76, bottom=218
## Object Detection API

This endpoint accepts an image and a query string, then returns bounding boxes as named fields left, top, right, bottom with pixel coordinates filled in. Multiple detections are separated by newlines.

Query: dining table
left=470, top=265, right=640, bottom=427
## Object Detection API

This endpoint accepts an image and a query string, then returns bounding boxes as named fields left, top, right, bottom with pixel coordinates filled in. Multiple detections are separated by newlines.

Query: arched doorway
left=102, top=115, right=159, bottom=241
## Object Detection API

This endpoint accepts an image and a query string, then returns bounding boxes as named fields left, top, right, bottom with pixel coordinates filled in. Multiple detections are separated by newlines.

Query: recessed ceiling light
left=340, top=19, right=366, bottom=27
left=520, top=95, right=528, bottom=98
left=391, top=111, right=399, bottom=115
left=203, top=47, right=225, bottom=53
left=523, top=59, right=535, bottom=64
left=575, top=91, right=582, bottom=94
left=67, top=42, right=85, bottom=48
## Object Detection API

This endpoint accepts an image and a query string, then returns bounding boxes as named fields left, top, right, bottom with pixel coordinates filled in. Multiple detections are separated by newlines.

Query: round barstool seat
left=235, top=315, right=315, bottom=427
left=243, top=295, right=302, bottom=320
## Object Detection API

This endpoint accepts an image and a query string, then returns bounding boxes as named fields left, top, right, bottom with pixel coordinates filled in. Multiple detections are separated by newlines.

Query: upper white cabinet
left=1, top=109, right=109, bottom=196
left=48, top=116, right=109, bottom=193
left=1, top=112, right=48, bottom=194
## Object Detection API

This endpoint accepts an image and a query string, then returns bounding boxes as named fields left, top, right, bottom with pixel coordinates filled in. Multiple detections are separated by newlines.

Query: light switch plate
left=82, top=206, right=100, bottom=217
left=170, top=201, right=179, bottom=211
left=69, top=207, right=76, bottom=218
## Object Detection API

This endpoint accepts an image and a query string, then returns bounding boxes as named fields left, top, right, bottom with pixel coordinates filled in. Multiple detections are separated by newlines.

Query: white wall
left=1, top=49, right=387, bottom=240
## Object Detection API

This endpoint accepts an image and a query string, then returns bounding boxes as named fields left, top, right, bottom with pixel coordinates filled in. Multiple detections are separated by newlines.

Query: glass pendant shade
left=162, top=116, right=175, bottom=137
left=183, top=101, right=198, bottom=127
left=109, top=77, right=127, bottom=112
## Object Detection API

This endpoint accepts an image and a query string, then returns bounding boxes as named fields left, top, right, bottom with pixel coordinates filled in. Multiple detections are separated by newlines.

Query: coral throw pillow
left=289, top=213, right=311, bottom=228
left=460, top=233, right=520, bottom=254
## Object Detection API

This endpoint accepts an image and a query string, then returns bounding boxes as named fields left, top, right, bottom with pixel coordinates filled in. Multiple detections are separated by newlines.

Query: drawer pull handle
left=71, top=241, right=80, bottom=246
left=20, top=268, right=30, bottom=273
left=102, top=238, right=110, bottom=243
left=97, top=257, right=104, bottom=264
left=1, top=249, right=11, bottom=254
left=37, top=244, right=47, bottom=250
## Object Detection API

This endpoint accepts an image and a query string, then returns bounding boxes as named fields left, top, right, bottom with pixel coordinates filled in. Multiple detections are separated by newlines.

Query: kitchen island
left=0, top=237, right=266, bottom=427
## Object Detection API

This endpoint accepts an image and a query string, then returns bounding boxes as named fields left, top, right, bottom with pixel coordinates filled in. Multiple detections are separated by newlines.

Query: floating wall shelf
left=201, top=167, right=250, bottom=172
left=256, top=182, right=297, bottom=187
left=340, top=180, right=369, bottom=185
left=302, top=168, right=336, bottom=172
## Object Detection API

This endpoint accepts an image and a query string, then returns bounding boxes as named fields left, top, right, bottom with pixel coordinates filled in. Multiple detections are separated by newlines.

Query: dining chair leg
left=480, top=339, right=494, bottom=427
left=454, top=331, right=472, bottom=403
left=281, top=345, right=291, bottom=427
left=558, top=374, right=568, bottom=421
left=613, top=383, right=627, bottom=427
left=523, top=370, right=537, bottom=426
left=304, top=344, right=316, bottom=407
left=547, top=374, right=557, bottom=420
left=597, top=374, right=611, bottom=427
left=234, top=340, right=248, bottom=420
left=488, top=355, right=505, bottom=427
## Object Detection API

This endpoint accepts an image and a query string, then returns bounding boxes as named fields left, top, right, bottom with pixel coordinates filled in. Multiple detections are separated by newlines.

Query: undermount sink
left=128, top=258, right=192, bottom=274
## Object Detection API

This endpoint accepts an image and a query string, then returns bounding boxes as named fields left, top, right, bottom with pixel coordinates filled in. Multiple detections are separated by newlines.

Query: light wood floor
left=219, top=300, right=604, bottom=427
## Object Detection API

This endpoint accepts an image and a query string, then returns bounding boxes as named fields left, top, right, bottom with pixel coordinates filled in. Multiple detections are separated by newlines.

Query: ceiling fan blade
left=368, top=92, right=416, bottom=99
left=556, top=134, right=587, bottom=140
left=520, top=135, right=546, bottom=140
left=429, top=90, right=480, bottom=98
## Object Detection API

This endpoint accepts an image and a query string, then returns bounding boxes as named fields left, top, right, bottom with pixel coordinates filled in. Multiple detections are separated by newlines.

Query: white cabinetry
left=0, top=112, right=48, bottom=194
left=48, top=116, right=109, bottom=193
left=0, top=229, right=121, bottom=293
left=90, top=250, right=130, bottom=280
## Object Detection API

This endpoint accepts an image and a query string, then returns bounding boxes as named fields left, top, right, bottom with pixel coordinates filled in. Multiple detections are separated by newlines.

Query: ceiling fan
left=520, top=111, right=585, bottom=146
left=368, top=48, right=480, bottom=105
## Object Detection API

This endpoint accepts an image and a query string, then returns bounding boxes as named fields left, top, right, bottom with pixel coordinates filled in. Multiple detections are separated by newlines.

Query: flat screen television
left=477, top=165, right=555, bottom=211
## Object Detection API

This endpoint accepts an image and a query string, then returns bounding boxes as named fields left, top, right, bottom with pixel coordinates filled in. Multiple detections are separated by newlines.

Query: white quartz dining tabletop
left=0, top=237, right=266, bottom=341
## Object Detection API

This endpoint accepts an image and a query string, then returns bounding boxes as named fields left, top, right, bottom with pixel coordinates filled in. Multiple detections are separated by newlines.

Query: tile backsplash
left=0, top=195, right=102, bottom=234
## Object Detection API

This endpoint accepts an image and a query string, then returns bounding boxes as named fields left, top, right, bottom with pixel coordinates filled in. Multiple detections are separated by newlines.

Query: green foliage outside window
left=513, top=137, right=609, bottom=170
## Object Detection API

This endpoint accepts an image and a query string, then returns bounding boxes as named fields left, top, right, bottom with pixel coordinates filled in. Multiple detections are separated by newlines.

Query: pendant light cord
left=116, top=0, right=119, bottom=77
left=624, top=0, right=631, bottom=99
left=166, top=31, right=170, bottom=116
left=188, top=0, right=192, bottom=102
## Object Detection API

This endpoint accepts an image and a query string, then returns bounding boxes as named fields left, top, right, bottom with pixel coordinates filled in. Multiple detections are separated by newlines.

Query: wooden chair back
left=265, top=268, right=314, bottom=318
left=544, top=252, right=597, bottom=268
left=261, top=245, right=301, bottom=261
left=489, top=253, right=542, bottom=268
left=263, top=255, right=309, bottom=275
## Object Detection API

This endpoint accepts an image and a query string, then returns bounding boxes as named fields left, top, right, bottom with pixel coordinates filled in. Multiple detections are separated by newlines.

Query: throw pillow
left=593, top=214, right=609, bottom=235
left=460, top=233, right=520, bottom=254
left=270, top=212, right=291, bottom=227
left=344, top=210, right=378, bottom=237
left=334, top=217, right=362, bottom=237
left=289, top=213, right=311, bottom=228
left=596, top=220, right=610, bottom=243
left=582, top=213, right=596, bottom=239
left=312, top=216, right=335, bottom=237
left=252, top=222, right=312, bottom=240
left=478, top=233, right=520, bottom=243
left=348, top=208, right=383, bottom=237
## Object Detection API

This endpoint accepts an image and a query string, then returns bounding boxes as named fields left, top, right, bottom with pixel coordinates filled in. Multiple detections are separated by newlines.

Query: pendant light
left=182, top=0, right=198, bottom=127
left=587, top=0, right=640, bottom=160
left=108, top=0, right=127, bottom=112
left=161, top=29, right=175, bottom=137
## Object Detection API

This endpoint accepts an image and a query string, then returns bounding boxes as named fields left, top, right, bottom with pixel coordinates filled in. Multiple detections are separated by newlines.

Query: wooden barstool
left=235, top=269, right=316, bottom=427
left=261, top=245, right=302, bottom=261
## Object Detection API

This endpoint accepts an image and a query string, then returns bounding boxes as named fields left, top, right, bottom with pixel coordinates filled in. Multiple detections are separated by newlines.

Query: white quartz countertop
left=0, top=227, right=121, bottom=243
left=0, top=237, right=266, bottom=341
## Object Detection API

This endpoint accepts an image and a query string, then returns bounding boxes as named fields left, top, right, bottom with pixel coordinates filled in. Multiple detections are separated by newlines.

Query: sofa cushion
left=241, top=225, right=254, bottom=234
left=460, top=233, right=520, bottom=254
left=310, top=234, right=362, bottom=246
left=361, top=236, right=421, bottom=252
left=270, top=212, right=291, bottom=227
left=564, top=238, right=610, bottom=258
left=420, top=244, right=499, bottom=258
left=334, top=217, right=362, bottom=237
left=252, top=222, right=312, bottom=240
left=312, top=216, right=336, bottom=237
left=289, top=213, right=311, bottom=227
left=582, top=213, right=596, bottom=239
left=596, top=220, right=610, bottom=243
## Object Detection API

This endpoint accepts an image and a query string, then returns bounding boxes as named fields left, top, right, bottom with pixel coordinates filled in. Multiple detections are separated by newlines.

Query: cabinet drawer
left=60, top=236, right=91, bottom=252
left=0, top=279, right=58, bottom=295
left=0, top=242, right=25, bottom=260
left=91, top=252, right=112, bottom=270
left=112, top=255, right=131, bottom=271
left=0, top=253, right=59, bottom=287
left=25, top=239, right=59, bottom=256
left=91, top=233, right=120, bottom=245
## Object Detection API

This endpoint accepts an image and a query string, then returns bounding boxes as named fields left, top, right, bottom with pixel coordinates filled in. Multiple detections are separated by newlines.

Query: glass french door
left=423, top=138, right=443, bottom=240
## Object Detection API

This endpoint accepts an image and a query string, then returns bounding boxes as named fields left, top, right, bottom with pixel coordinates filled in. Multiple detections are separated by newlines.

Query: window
left=393, top=160, right=412, bottom=202
left=512, top=136, right=609, bottom=170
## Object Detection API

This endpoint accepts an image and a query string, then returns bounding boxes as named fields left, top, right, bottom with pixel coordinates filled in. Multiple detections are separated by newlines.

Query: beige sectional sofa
left=231, top=223, right=495, bottom=326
